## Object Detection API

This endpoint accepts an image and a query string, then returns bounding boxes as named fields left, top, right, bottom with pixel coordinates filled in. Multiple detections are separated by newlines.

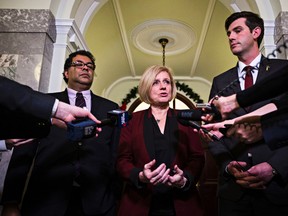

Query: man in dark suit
left=210, top=60, right=288, bottom=119
left=205, top=60, right=288, bottom=150
left=203, top=11, right=288, bottom=216
left=1, top=50, right=120, bottom=216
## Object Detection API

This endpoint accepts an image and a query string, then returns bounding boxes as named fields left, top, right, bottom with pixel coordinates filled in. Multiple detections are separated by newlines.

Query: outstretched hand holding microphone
left=67, top=109, right=131, bottom=141
left=177, top=101, right=225, bottom=140
left=7, top=110, right=132, bottom=147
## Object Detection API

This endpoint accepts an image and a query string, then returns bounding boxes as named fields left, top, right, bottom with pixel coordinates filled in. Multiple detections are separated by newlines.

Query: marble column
left=0, top=9, right=56, bottom=91
left=274, top=11, right=288, bottom=59
left=0, top=9, right=56, bottom=209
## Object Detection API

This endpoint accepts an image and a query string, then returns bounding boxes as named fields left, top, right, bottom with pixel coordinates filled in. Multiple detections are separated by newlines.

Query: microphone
left=178, top=119, right=219, bottom=141
left=177, top=109, right=203, bottom=121
left=98, top=110, right=131, bottom=127
left=67, top=110, right=131, bottom=141
left=177, top=105, right=222, bottom=122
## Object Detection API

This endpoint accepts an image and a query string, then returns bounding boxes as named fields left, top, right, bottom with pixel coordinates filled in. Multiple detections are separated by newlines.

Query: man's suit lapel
left=248, top=56, right=271, bottom=111
left=58, top=90, right=99, bottom=115
left=228, top=67, right=242, bottom=95
left=60, top=89, right=99, bottom=115
left=255, top=56, right=271, bottom=82
left=219, top=66, right=241, bottom=97
left=53, top=89, right=70, bottom=104
left=90, top=91, right=101, bottom=116
left=225, top=67, right=247, bottom=116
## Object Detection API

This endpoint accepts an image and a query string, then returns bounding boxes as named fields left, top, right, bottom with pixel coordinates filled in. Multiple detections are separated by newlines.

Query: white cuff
left=51, top=99, right=59, bottom=117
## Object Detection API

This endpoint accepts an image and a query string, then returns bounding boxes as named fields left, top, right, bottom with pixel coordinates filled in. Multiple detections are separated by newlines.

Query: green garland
left=120, top=81, right=203, bottom=110
left=121, top=86, right=138, bottom=106
left=175, top=81, right=203, bottom=103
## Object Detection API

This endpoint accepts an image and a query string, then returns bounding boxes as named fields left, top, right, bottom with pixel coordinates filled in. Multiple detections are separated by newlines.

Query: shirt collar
left=67, top=87, right=91, bottom=98
left=238, top=53, right=261, bottom=73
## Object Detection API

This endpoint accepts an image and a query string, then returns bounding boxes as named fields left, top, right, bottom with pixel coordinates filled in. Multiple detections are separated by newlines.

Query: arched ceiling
left=80, top=0, right=237, bottom=101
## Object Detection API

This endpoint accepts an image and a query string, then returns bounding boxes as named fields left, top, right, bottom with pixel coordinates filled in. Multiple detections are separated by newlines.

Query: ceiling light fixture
left=159, top=38, right=168, bottom=66
left=131, top=19, right=196, bottom=56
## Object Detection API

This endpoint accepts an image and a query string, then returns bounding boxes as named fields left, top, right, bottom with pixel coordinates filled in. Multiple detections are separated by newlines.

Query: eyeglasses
left=71, top=61, right=95, bottom=71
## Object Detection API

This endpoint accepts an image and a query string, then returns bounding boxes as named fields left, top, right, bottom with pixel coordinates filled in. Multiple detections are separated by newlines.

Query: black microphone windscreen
left=107, top=110, right=131, bottom=127
left=177, top=110, right=203, bottom=121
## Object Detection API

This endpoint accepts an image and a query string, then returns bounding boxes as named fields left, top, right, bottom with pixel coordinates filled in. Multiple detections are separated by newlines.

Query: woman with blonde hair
left=116, top=65, right=205, bottom=216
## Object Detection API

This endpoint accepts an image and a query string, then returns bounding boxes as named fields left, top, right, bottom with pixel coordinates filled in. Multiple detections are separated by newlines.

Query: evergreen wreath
left=120, top=81, right=203, bottom=110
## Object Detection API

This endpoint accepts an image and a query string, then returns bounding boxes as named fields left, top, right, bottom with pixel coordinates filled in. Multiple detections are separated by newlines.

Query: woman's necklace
left=152, top=105, right=168, bottom=124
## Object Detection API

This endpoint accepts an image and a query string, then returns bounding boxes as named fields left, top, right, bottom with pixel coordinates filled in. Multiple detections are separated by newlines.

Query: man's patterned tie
left=75, top=92, right=86, bottom=108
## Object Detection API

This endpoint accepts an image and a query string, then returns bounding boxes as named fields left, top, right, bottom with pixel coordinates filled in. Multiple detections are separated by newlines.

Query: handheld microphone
left=178, top=119, right=220, bottom=141
left=177, top=110, right=203, bottom=121
left=177, top=104, right=222, bottom=122
left=99, top=110, right=131, bottom=128
left=67, top=110, right=131, bottom=141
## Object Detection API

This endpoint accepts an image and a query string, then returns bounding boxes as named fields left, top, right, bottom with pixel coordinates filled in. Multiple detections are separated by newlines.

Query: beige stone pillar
left=0, top=9, right=56, bottom=91
left=274, top=11, right=288, bottom=59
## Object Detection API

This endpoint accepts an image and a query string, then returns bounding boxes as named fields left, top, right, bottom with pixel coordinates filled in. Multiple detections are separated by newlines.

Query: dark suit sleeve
left=236, top=62, right=288, bottom=107
left=261, top=107, right=288, bottom=150
left=0, top=76, right=54, bottom=139
left=0, top=76, right=55, bottom=119
left=0, top=108, right=51, bottom=139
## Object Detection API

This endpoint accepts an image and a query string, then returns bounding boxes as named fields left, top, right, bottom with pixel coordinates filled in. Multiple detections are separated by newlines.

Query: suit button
left=78, top=142, right=82, bottom=146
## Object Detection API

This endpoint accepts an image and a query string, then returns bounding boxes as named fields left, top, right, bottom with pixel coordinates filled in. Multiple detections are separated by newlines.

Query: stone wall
left=274, top=11, right=288, bottom=59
